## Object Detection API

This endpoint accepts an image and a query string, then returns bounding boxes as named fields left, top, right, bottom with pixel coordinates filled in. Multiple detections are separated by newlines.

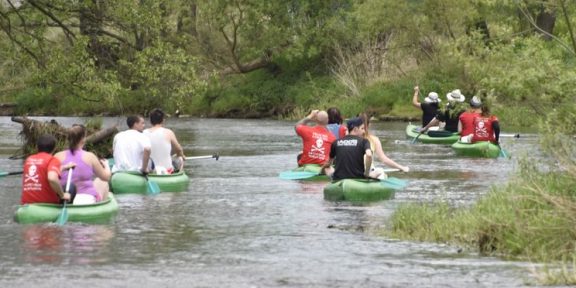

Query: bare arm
left=141, top=147, right=151, bottom=173
left=420, top=117, right=440, bottom=133
left=48, top=170, right=70, bottom=201
left=295, top=110, right=318, bottom=131
left=88, top=153, right=111, bottom=181
left=458, top=119, right=463, bottom=133
left=168, top=130, right=185, bottom=158
left=364, top=149, right=373, bottom=178
left=371, top=135, right=409, bottom=172
left=411, top=86, right=421, bottom=108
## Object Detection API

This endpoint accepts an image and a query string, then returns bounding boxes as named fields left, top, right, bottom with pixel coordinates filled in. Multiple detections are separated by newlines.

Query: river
left=0, top=116, right=545, bottom=287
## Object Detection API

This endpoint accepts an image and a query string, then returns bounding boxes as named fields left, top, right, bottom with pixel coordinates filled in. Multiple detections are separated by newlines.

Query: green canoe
left=15, top=194, right=119, bottom=224
left=110, top=171, right=190, bottom=194
left=323, top=179, right=396, bottom=202
left=405, top=124, right=460, bottom=144
left=451, top=141, right=501, bottom=158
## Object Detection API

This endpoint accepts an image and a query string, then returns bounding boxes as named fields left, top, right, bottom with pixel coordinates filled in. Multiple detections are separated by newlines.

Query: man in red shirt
left=295, top=109, right=336, bottom=166
left=21, top=134, right=71, bottom=205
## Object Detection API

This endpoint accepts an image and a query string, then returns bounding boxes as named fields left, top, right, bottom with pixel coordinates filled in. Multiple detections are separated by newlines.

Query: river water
left=0, top=116, right=545, bottom=287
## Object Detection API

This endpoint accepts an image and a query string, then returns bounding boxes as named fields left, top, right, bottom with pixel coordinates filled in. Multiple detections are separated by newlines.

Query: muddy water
left=0, top=117, right=543, bottom=287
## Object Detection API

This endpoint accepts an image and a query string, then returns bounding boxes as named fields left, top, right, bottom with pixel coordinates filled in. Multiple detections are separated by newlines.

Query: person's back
left=459, top=96, right=482, bottom=138
left=472, top=105, right=499, bottom=144
left=326, top=107, right=347, bottom=139
left=144, top=108, right=185, bottom=174
left=112, top=115, right=151, bottom=173
left=21, top=134, right=67, bottom=205
left=328, top=117, right=372, bottom=181
left=295, top=110, right=336, bottom=166
left=59, top=149, right=100, bottom=201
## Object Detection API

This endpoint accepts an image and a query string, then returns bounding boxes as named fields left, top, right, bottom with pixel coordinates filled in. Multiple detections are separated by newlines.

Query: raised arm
left=411, top=86, right=421, bottom=108
left=295, top=110, right=319, bottom=131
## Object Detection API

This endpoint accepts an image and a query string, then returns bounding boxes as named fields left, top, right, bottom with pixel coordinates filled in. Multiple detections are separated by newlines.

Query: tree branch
left=27, top=0, right=76, bottom=45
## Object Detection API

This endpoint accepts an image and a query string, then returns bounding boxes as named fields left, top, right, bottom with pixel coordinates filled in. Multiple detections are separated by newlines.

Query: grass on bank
left=385, top=157, right=576, bottom=285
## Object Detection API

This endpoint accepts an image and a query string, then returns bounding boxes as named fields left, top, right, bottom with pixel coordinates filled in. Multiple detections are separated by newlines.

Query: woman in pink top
left=55, top=124, right=111, bottom=204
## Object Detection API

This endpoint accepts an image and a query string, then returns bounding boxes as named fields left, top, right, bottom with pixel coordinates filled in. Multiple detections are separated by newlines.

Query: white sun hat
left=424, top=92, right=441, bottom=103
left=446, top=89, right=466, bottom=102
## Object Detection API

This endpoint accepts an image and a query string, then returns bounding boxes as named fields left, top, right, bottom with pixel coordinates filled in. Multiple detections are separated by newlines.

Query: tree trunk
left=535, top=4, right=556, bottom=40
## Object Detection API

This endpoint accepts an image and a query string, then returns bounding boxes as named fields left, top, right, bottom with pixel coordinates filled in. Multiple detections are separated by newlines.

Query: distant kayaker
left=144, top=108, right=186, bottom=174
left=295, top=109, right=336, bottom=166
left=458, top=96, right=483, bottom=142
left=418, top=89, right=468, bottom=135
left=412, top=85, right=441, bottom=128
left=112, top=115, right=152, bottom=174
left=359, top=113, right=409, bottom=179
left=321, top=117, right=372, bottom=181
left=21, top=134, right=71, bottom=205
left=54, top=124, right=111, bottom=204
left=326, top=107, right=347, bottom=140
left=471, top=104, right=500, bottom=145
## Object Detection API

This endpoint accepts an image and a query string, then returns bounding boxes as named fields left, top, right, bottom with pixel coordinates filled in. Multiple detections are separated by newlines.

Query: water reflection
left=21, top=224, right=114, bottom=265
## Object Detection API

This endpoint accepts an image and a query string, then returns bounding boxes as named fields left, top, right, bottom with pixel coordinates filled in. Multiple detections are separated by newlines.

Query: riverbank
left=384, top=153, right=576, bottom=285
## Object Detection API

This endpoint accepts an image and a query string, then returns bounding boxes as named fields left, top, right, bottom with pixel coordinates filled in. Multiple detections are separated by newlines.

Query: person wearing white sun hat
left=412, top=86, right=441, bottom=128
left=419, top=89, right=468, bottom=135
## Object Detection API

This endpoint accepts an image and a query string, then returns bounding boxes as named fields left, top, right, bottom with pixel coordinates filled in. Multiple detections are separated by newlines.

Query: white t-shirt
left=112, top=129, right=151, bottom=172
left=143, top=127, right=173, bottom=170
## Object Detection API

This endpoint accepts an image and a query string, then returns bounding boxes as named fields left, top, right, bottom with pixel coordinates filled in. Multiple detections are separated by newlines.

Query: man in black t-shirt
left=322, top=117, right=372, bottom=181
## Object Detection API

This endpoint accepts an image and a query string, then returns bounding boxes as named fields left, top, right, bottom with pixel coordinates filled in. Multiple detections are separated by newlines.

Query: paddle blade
left=147, top=180, right=161, bottom=195
left=411, top=133, right=422, bottom=144
left=55, top=202, right=68, bottom=225
left=498, top=148, right=510, bottom=159
left=279, top=171, right=319, bottom=180
left=380, top=177, right=408, bottom=190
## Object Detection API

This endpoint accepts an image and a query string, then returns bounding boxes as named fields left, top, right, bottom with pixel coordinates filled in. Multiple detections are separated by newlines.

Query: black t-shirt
left=436, top=102, right=466, bottom=132
left=330, top=135, right=371, bottom=181
left=420, top=102, right=440, bottom=127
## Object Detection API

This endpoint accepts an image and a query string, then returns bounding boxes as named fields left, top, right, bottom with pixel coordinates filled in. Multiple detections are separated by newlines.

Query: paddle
left=0, top=171, right=23, bottom=177
left=185, top=153, right=220, bottom=161
left=498, top=145, right=510, bottom=159
left=411, top=132, right=423, bottom=144
left=55, top=168, right=73, bottom=226
left=380, top=177, right=408, bottom=189
left=279, top=168, right=401, bottom=180
left=143, top=173, right=161, bottom=195
left=500, top=133, right=521, bottom=138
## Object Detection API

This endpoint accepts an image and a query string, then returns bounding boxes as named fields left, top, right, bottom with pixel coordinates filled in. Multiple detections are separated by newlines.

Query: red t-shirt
left=21, top=152, right=61, bottom=205
left=459, top=111, right=480, bottom=136
left=472, top=115, right=498, bottom=143
left=296, top=125, right=336, bottom=166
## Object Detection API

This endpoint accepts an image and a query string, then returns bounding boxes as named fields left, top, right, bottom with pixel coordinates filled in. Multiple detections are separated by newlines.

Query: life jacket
left=472, top=115, right=497, bottom=143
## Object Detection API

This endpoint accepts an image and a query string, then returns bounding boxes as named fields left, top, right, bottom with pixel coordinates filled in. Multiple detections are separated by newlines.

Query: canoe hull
left=110, top=171, right=189, bottom=194
left=323, top=179, right=396, bottom=202
left=451, top=141, right=500, bottom=158
left=405, top=124, right=460, bottom=144
left=15, top=194, right=119, bottom=224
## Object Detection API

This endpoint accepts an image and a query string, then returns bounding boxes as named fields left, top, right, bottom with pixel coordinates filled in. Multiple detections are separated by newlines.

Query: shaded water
left=0, top=117, right=544, bottom=287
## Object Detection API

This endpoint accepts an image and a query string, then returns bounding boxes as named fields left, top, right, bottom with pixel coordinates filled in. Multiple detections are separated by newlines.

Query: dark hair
left=68, top=124, right=86, bottom=155
left=126, top=115, right=143, bottom=128
left=327, top=107, right=343, bottom=124
left=480, top=105, right=491, bottom=117
left=149, top=108, right=165, bottom=125
left=358, top=113, right=372, bottom=136
left=37, top=134, right=56, bottom=153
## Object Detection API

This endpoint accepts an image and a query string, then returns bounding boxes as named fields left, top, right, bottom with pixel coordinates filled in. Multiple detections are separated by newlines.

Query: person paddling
left=326, top=107, right=347, bottom=140
left=412, top=85, right=441, bottom=128
left=419, top=89, right=467, bottom=135
left=55, top=124, right=111, bottom=204
left=144, top=108, right=186, bottom=174
left=112, top=115, right=152, bottom=174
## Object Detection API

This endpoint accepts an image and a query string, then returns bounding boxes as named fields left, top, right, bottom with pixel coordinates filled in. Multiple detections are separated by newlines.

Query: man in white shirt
left=144, top=108, right=185, bottom=174
left=112, top=115, right=152, bottom=173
